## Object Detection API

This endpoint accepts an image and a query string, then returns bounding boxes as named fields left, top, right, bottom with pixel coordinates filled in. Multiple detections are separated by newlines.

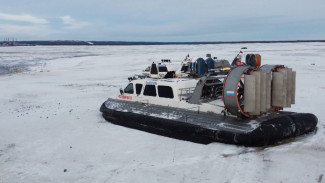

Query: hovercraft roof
left=130, top=77, right=198, bottom=89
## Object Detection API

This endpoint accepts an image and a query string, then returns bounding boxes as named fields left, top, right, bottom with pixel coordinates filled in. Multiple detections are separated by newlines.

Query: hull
left=100, top=98, right=318, bottom=146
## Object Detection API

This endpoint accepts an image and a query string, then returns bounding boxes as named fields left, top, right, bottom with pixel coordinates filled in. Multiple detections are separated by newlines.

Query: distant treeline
left=9, top=40, right=325, bottom=46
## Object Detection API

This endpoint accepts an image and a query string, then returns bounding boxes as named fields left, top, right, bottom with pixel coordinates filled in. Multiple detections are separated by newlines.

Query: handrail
left=178, top=87, right=195, bottom=101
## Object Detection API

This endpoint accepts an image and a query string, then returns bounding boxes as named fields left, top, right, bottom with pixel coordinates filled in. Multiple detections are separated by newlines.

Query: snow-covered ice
left=0, top=43, right=324, bottom=183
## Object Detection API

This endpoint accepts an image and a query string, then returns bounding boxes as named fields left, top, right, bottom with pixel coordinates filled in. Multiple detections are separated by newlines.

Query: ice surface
left=0, top=43, right=324, bottom=183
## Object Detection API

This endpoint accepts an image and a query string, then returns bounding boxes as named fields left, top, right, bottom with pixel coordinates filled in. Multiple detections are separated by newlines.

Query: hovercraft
left=100, top=51, right=318, bottom=146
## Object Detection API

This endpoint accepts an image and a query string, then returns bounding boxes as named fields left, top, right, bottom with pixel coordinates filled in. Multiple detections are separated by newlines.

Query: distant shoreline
left=2, top=40, right=325, bottom=46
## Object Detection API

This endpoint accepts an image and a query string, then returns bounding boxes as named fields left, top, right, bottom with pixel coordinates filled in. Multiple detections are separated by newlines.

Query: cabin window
left=136, top=84, right=142, bottom=95
left=124, top=83, right=134, bottom=94
left=144, top=66, right=150, bottom=72
left=143, top=85, right=157, bottom=97
left=158, top=85, right=174, bottom=99
left=181, top=65, right=188, bottom=72
left=158, top=66, right=168, bottom=72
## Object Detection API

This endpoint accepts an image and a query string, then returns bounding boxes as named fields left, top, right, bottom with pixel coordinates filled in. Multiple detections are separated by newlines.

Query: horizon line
left=3, top=39, right=325, bottom=46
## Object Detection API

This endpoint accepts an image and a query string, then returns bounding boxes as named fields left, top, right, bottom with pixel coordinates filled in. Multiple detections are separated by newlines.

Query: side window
left=136, top=84, right=142, bottom=95
left=143, top=85, right=157, bottom=97
left=158, top=85, right=174, bottom=99
left=158, top=66, right=168, bottom=72
left=181, top=65, right=188, bottom=72
left=124, top=83, right=134, bottom=94
left=144, top=66, right=150, bottom=72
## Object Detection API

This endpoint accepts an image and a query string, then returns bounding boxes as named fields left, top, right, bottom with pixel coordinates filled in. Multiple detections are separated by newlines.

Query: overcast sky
left=1, top=0, right=324, bottom=41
